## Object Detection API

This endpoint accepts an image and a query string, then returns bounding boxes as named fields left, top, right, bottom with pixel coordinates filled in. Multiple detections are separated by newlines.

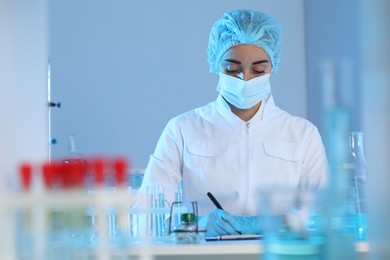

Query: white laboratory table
left=0, top=189, right=370, bottom=260
left=132, top=239, right=261, bottom=256
left=125, top=239, right=370, bottom=260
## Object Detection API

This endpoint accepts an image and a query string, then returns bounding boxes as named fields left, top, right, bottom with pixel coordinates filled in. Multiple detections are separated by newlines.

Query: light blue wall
left=305, top=0, right=361, bottom=136
left=50, top=0, right=307, bottom=168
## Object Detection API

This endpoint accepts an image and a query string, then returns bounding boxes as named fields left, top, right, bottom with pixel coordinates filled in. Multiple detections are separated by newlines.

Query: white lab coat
left=139, top=94, right=328, bottom=216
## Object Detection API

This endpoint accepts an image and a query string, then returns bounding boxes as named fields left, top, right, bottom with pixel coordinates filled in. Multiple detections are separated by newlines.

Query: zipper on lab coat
left=244, top=122, right=250, bottom=215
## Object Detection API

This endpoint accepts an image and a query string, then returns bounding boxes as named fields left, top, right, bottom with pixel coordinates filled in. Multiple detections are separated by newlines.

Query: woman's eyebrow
left=223, top=59, right=241, bottom=64
left=252, top=60, right=270, bottom=65
left=223, top=59, right=270, bottom=65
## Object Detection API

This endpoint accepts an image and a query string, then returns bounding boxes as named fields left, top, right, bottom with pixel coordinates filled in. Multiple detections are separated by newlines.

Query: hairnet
left=207, top=10, right=283, bottom=74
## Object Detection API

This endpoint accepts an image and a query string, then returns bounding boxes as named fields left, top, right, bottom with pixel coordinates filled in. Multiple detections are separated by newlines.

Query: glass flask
left=170, top=213, right=205, bottom=243
left=169, top=201, right=206, bottom=243
left=345, top=131, right=368, bottom=240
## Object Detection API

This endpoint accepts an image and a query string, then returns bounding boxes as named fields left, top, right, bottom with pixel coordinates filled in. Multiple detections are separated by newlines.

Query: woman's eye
left=223, top=64, right=241, bottom=74
left=225, top=66, right=239, bottom=73
left=253, top=70, right=265, bottom=75
left=225, top=68, right=239, bottom=73
left=252, top=64, right=269, bottom=75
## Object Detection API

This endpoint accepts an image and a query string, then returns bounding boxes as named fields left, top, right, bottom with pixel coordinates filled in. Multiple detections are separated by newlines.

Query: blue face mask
left=216, top=73, right=271, bottom=109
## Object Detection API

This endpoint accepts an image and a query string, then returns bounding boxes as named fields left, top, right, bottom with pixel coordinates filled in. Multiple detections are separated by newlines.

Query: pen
left=206, top=234, right=262, bottom=241
left=207, top=192, right=224, bottom=210
left=206, top=192, right=242, bottom=235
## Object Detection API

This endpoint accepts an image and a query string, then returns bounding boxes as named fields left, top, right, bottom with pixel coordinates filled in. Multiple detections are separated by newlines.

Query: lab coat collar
left=216, top=94, right=276, bottom=124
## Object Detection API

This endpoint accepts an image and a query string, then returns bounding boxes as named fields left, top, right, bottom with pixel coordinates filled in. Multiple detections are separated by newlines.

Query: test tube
left=155, top=185, right=166, bottom=237
left=175, top=182, right=183, bottom=203
left=145, top=185, right=167, bottom=238
left=172, top=183, right=183, bottom=228
left=146, top=186, right=154, bottom=237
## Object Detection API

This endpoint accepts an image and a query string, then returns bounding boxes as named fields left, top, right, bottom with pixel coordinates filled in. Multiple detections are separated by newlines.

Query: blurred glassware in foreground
left=259, top=187, right=327, bottom=260
left=344, top=131, right=368, bottom=240
left=13, top=156, right=139, bottom=258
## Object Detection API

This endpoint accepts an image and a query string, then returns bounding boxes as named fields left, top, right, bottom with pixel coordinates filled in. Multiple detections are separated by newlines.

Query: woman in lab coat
left=138, top=10, right=328, bottom=236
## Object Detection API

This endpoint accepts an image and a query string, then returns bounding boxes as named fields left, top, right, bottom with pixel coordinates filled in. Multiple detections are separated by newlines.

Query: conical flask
left=346, top=131, right=368, bottom=240
left=348, top=131, right=368, bottom=214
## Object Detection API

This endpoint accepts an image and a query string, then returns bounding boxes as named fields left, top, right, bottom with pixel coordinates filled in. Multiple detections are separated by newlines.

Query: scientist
left=138, top=10, right=328, bottom=236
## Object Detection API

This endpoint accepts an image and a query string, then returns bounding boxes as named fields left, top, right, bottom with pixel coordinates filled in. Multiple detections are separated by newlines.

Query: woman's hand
left=199, top=209, right=240, bottom=236
left=199, top=209, right=262, bottom=236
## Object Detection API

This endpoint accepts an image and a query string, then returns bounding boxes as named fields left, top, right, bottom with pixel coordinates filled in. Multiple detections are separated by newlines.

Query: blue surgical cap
left=207, top=10, right=283, bottom=74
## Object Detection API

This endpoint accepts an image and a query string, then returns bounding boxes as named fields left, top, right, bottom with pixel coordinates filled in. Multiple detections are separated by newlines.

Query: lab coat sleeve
left=285, top=124, right=329, bottom=233
left=138, top=118, right=184, bottom=205
left=300, top=124, right=329, bottom=190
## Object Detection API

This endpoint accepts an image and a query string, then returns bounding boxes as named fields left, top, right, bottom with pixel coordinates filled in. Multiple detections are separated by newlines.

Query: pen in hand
left=207, top=192, right=242, bottom=235
left=207, top=192, right=224, bottom=210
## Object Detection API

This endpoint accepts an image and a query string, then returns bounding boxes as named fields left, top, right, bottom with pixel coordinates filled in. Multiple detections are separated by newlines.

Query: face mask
left=216, top=72, right=271, bottom=109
